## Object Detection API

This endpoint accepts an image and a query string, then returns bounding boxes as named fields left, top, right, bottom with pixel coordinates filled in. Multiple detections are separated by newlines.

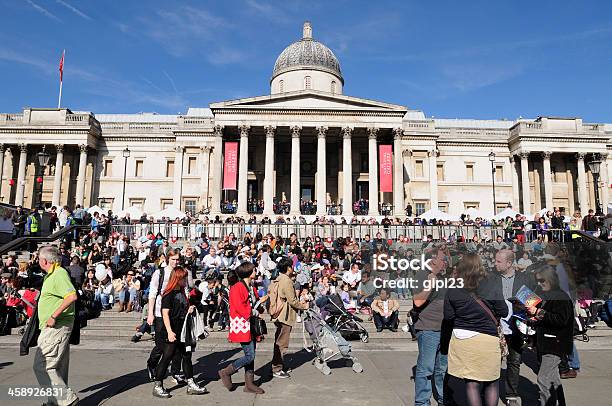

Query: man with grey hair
left=34, top=246, right=79, bottom=406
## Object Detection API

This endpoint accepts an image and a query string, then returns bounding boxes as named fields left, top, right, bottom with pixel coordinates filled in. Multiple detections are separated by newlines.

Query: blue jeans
left=100, top=293, right=111, bottom=308
left=232, top=340, right=256, bottom=372
left=119, top=288, right=137, bottom=303
left=568, top=342, right=580, bottom=370
left=415, top=330, right=448, bottom=406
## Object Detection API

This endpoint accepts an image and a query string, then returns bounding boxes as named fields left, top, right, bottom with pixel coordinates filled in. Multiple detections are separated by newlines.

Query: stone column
left=341, top=127, right=353, bottom=217
left=75, top=144, right=88, bottom=207
left=172, top=146, right=184, bottom=209
left=576, top=152, right=588, bottom=213
left=402, top=149, right=412, bottom=205
left=200, top=146, right=212, bottom=211
left=52, top=144, right=64, bottom=207
left=262, top=125, right=275, bottom=216
left=542, top=151, right=553, bottom=209
left=237, top=125, right=250, bottom=216
left=367, top=127, right=379, bottom=216
left=428, top=148, right=439, bottom=211
left=210, top=125, right=223, bottom=215
left=601, top=153, right=609, bottom=211
left=510, top=155, right=520, bottom=209
left=519, top=151, right=531, bottom=214
left=290, top=126, right=301, bottom=215
left=0, top=145, right=4, bottom=201
left=393, top=128, right=404, bottom=217
left=316, top=126, right=328, bottom=216
left=15, top=144, right=28, bottom=206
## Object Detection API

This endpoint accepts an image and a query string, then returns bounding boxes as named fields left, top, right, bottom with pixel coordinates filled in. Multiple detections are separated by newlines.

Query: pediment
left=209, top=90, right=407, bottom=112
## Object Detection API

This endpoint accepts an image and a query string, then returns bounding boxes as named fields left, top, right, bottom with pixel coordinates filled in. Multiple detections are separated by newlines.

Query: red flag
left=222, top=142, right=238, bottom=190
left=379, top=145, right=393, bottom=192
left=59, top=50, right=65, bottom=82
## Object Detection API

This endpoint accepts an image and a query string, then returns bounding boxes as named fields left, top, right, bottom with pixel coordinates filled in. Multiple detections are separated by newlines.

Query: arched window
left=279, top=79, right=284, bottom=93
left=331, top=80, right=336, bottom=94
left=304, top=76, right=311, bottom=90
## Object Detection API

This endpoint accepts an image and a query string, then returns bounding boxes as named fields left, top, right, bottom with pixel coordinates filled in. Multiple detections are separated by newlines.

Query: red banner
left=223, top=142, right=238, bottom=190
left=379, top=145, right=393, bottom=192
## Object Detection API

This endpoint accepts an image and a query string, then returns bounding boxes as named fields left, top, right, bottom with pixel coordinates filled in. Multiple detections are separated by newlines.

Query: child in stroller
left=319, top=293, right=369, bottom=343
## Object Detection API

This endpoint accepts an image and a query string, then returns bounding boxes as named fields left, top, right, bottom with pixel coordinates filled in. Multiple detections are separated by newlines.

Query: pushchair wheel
left=352, top=362, right=363, bottom=373
left=321, top=365, right=331, bottom=375
left=360, top=332, right=369, bottom=343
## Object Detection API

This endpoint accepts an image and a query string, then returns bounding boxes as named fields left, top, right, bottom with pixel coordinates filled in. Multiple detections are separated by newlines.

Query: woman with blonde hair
left=443, top=253, right=508, bottom=406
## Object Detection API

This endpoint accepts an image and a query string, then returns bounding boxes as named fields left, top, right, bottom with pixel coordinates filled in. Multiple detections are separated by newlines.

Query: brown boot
left=218, top=364, right=236, bottom=391
left=244, top=371, right=264, bottom=394
left=117, top=301, right=125, bottom=312
left=126, top=302, right=134, bottom=313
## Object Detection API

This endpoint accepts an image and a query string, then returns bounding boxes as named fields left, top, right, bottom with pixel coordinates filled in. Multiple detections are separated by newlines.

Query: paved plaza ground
left=0, top=335, right=611, bottom=406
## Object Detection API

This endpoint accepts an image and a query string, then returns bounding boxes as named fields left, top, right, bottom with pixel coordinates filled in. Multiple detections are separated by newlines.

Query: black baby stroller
left=302, top=307, right=363, bottom=375
left=320, top=293, right=369, bottom=343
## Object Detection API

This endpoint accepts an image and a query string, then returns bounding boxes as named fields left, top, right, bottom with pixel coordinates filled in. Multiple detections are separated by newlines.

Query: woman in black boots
left=152, top=267, right=208, bottom=398
left=218, top=262, right=265, bottom=394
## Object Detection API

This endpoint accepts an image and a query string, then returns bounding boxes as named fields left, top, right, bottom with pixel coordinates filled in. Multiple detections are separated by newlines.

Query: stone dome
left=271, top=22, right=343, bottom=84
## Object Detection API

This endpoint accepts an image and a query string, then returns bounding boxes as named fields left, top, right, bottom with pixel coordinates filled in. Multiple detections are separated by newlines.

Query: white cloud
left=25, top=0, right=62, bottom=22
left=55, top=0, right=91, bottom=20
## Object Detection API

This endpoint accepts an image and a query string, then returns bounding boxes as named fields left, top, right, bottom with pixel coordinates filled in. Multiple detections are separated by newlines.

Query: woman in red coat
left=218, top=262, right=264, bottom=394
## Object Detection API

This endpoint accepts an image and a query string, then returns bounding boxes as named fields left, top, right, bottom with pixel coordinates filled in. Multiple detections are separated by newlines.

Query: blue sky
left=1, top=0, right=612, bottom=122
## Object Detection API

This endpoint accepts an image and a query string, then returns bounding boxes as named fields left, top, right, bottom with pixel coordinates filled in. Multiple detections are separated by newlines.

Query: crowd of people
left=0, top=201, right=610, bottom=405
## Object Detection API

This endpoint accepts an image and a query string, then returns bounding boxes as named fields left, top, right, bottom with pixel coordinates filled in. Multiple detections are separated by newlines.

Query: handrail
left=0, top=225, right=91, bottom=256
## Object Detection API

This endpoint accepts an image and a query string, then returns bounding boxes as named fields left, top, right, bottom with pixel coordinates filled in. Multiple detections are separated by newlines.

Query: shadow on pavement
left=0, top=361, right=13, bottom=369
left=254, top=348, right=316, bottom=386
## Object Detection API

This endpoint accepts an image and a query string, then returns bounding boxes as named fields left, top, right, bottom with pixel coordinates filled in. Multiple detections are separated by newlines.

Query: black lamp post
left=36, top=146, right=50, bottom=208
left=489, top=151, right=497, bottom=216
left=122, top=146, right=130, bottom=210
left=587, top=153, right=603, bottom=216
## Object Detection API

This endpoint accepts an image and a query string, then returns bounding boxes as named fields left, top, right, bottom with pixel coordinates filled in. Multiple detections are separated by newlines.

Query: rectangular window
left=436, top=163, right=444, bottom=181
left=438, top=202, right=449, bottom=212
left=99, top=198, right=113, bottom=210
left=103, top=160, right=113, bottom=177
left=464, top=202, right=479, bottom=210
left=187, top=156, right=197, bottom=175
left=160, top=199, right=173, bottom=210
left=496, top=203, right=508, bottom=214
left=184, top=199, right=197, bottom=215
left=466, top=164, right=474, bottom=182
left=415, top=160, right=424, bottom=178
left=129, top=198, right=145, bottom=210
left=415, top=202, right=426, bottom=216
left=135, top=160, right=143, bottom=177
left=166, top=160, right=174, bottom=177
left=495, top=165, right=504, bottom=182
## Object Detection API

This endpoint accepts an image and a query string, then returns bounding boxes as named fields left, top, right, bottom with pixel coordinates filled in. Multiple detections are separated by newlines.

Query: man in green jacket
left=270, top=257, right=309, bottom=378
left=33, top=246, right=79, bottom=406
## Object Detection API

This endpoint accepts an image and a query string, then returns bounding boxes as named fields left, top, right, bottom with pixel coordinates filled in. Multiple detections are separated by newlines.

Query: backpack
left=267, top=279, right=283, bottom=319
left=599, top=299, right=612, bottom=328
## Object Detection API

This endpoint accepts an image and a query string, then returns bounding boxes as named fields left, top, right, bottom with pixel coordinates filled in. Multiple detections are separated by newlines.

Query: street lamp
left=489, top=151, right=497, bottom=216
left=587, top=153, right=603, bottom=216
left=122, top=146, right=130, bottom=210
left=36, top=146, right=50, bottom=208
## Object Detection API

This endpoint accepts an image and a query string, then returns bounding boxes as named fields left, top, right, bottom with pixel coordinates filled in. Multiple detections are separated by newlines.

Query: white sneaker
left=296, top=315, right=301, bottom=323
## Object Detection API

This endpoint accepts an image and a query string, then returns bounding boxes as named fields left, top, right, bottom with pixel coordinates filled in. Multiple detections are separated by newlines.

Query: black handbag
left=250, top=316, right=267, bottom=338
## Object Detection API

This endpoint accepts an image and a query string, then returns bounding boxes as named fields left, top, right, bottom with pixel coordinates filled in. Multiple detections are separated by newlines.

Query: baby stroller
left=320, top=293, right=369, bottom=343
left=302, top=307, right=363, bottom=375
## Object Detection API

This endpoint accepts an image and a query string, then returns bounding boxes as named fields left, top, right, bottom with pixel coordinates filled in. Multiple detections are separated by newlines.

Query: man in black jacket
left=480, top=249, right=536, bottom=406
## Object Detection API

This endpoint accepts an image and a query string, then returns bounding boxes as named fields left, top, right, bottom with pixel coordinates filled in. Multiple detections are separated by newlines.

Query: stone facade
left=0, top=22, right=610, bottom=218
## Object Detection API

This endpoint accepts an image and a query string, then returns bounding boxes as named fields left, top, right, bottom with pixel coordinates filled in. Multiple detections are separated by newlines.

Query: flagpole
left=57, top=49, right=64, bottom=109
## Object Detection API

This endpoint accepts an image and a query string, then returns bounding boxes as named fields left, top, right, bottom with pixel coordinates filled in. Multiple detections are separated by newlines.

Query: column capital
left=367, top=127, right=379, bottom=140
left=519, top=151, right=530, bottom=160
left=175, top=145, right=184, bottom=153
left=264, top=125, right=276, bottom=138
left=79, top=144, right=87, bottom=154
left=55, top=144, right=64, bottom=153
left=402, top=149, right=412, bottom=158
left=342, top=126, right=353, bottom=139
left=0, top=143, right=4, bottom=153
left=317, top=126, right=328, bottom=138
left=393, top=127, right=403, bottom=140
left=601, top=152, right=609, bottom=160
left=509, top=155, right=516, bottom=163
left=18, top=143, right=27, bottom=153
left=542, top=151, right=552, bottom=159
left=239, top=124, right=250, bottom=137
left=576, top=152, right=586, bottom=161
left=427, top=148, right=440, bottom=158
left=200, top=146, right=213, bottom=153
left=213, top=125, right=224, bottom=137
left=291, top=125, right=301, bottom=138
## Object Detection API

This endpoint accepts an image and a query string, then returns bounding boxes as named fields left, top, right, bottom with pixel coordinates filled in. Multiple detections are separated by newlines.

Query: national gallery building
left=0, top=22, right=610, bottom=218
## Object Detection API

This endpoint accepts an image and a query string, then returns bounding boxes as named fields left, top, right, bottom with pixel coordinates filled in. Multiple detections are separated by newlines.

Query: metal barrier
left=111, top=223, right=571, bottom=244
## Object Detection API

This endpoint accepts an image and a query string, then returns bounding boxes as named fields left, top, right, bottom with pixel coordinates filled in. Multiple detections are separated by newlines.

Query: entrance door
left=356, top=181, right=369, bottom=199
left=301, top=185, right=313, bottom=202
